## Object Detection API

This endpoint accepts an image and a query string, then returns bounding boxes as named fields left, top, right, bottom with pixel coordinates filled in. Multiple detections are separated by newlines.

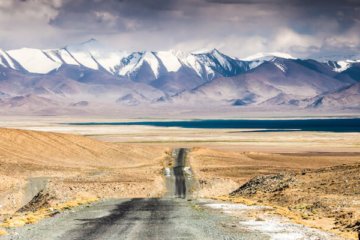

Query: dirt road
left=1, top=149, right=343, bottom=240
left=173, top=148, right=187, bottom=198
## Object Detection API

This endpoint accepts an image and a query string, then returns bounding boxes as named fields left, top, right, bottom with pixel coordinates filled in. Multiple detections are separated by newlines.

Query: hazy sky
left=0, top=0, right=359, bottom=58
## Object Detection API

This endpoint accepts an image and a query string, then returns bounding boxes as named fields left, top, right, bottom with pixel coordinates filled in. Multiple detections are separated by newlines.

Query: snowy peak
left=44, top=49, right=80, bottom=66
left=3, top=41, right=358, bottom=92
left=7, top=48, right=61, bottom=74
left=243, top=52, right=296, bottom=61
left=117, top=51, right=162, bottom=78
left=194, top=49, right=232, bottom=70
left=1, top=42, right=291, bottom=78
left=64, top=45, right=100, bottom=70
left=242, top=52, right=296, bottom=70
left=0, top=49, right=20, bottom=70
left=139, top=51, right=162, bottom=78
left=327, top=59, right=360, bottom=73
left=189, top=48, right=250, bottom=78
left=155, top=50, right=182, bottom=72
left=64, top=39, right=128, bottom=72
left=1, top=41, right=360, bottom=112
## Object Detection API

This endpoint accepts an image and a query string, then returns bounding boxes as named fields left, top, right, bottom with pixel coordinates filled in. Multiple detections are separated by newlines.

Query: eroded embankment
left=188, top=147, right=360, bottom=239
left=229, top=164, right=360, bottom=238
left=0, top=127, right=167, bottom=232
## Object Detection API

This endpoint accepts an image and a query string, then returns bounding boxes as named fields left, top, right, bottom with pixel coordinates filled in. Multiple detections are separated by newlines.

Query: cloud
left=0, top=0, right=358, bottom=58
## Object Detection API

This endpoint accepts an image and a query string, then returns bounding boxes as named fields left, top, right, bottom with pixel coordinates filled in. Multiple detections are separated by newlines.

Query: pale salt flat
left=205, top=202, right=343, bottom=240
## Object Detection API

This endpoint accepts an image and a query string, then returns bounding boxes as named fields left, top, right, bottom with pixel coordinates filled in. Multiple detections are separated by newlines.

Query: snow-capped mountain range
left=1, top=39, right=251, bottom=81
left=0, top=39, right=359, bottom=115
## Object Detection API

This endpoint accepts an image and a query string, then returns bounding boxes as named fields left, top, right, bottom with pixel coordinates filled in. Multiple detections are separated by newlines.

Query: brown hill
left=0, top=128, right=167, bottom=215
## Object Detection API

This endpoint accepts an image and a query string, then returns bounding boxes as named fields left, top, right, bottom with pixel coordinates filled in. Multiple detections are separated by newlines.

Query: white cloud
left=94, top=11, right=118, bottom=25
left=0, top=0, right=358, bottom=59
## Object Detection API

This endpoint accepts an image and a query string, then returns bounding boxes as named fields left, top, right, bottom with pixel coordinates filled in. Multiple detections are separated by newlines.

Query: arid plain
left=0, top=116, right=359, bottom=239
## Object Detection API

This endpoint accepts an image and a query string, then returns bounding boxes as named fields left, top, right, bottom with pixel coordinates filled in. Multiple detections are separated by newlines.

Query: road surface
left=173, top=148, right=187, bottom=198
left=1, top=149, right=339, bottom=240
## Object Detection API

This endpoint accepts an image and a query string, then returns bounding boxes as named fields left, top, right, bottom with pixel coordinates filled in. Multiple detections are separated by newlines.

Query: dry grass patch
left=0, top=229, right=8, bottom=236
left=0, top=197, right=99, bottom=228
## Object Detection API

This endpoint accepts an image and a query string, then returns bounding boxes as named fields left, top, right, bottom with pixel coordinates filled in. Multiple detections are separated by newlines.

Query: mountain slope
left=335, top=63, right=360, bottom=82
left=7, top=48, right=62, bottom=74
left=0, top=40, right=359, bottom=113
left=307, top=83, right=360, bottom=109
left=169, top=58, right=352, bottom=106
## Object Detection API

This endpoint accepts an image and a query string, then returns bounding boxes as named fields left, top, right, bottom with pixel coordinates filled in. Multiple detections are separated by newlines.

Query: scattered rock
left=230, top=173, right=295, bottom=196
left=17, top=190, right=54, bottom=213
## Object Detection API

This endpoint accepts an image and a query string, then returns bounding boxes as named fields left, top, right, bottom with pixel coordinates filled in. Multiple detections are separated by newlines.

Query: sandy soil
left=0, top=116, right=359, bottom=238
left=188, top=148, right=360, bottom=196
left=188, top=148, right=360, bottom=238
left=229, top=164, right=360, bottom=235
left=0, top=128, right=168, bottom=217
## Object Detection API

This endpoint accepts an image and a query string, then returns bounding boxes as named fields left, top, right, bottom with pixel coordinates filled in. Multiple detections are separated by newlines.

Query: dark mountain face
left=306, top=82, right=360, bottom=109
left=336, top=63, right=360, bottom=82
left=295, top=59, right=337, bottom=77
left=150, top=66, right=205, bottom=95
left=49, top=65, right=122, bottom=85
left=192, top=50, right=250, bottom=79
left=168, top=57, right=357, bottom=109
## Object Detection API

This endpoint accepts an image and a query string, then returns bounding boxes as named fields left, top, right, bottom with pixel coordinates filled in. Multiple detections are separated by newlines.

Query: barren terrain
left=0, top=116, right=359, bottom=239
left=188, top=147, right=360, bottom=238
left=0, top=127, right=167, bottom=218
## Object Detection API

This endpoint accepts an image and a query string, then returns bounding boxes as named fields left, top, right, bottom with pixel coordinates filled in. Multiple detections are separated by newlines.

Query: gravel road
left=0, top=148, right=341, bottom=240
left=3, top=197, right=268, bottom=240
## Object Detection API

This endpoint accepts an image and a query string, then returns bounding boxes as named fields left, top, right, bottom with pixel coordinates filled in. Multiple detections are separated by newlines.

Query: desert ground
left=0, top=116, right=359, bottom=239
left=0, top=126, right=167, bottom=216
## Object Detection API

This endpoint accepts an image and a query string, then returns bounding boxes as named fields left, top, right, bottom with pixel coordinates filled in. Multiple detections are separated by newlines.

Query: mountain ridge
left=0, top=40, right=359, bottom=114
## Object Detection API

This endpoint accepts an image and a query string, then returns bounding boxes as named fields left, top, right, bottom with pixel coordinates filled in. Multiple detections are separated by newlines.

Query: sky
left=0, top=0, right=359, bottom=58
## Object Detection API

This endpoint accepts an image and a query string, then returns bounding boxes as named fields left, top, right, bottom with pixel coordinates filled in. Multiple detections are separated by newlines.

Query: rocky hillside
left=231, top=164, right=360, bottom=238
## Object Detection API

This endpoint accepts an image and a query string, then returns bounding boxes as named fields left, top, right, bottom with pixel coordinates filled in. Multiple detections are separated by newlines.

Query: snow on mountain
left=192, top=49, right=232, bottom=68
left=273, top=61, right=287, bottom=73
left=137, top=51, right=161, bottom=78
left=63, top=39, right=128, bottom=72
left=313, top=52, right=360, bottom=73
left=0, top=49, right=19, bottom=70
left=242, top=52, right=296, bottom=70
left=243, top=52, right=296, bottom=61
left=7, top=48, right=61, bottom=74
left=64, top=47, right=99, bottom=70
left=1, top=42, right=251, bottom=83
left=211, top=49, right=232, bottom=70
left=179, top=49, right=250, bottom=79
left=118, top=52, right=143, bottom=76
left=327, top=60, right=360, bottom=73
left=2, top=40, right=360, bottom=113
left=72, top=39, right=128, bottom=73
left=179, top=53, right=204, bottom=77
left=95, top=52, right=128, bottom=73
left=44, top=49, right=80, bottom=66
left=169, top=57, right=352, bottom=107
left=116, top=51, right=163, bottom=81
left=155, top=50, right=182, bottom=72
